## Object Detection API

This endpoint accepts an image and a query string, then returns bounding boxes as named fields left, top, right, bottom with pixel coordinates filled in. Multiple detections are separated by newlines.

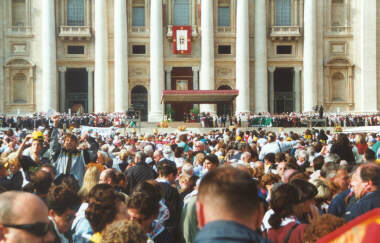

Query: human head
left=303, top=214, right=345, bottom=243
left=197, top=167, right=262, bottom=231
left=153, top=150, right=163, bottom=163
left=277, top=162, right=287, bottom=178
left=63, top=133, right=78, bottom=151
left=195, top=152, right=206, bottom=166
left=289, top=179, right=318, bottom=217
left=312, top=156, right=324, bottom=171
left=102, top=220, right=146, bottom=243
left=240, top=152, right=251, bottom=163
left=134, top=151, right=145, bottom=164
left=203, top=154, right=219, bottom=171
left=363, top=148, right=376, bottom=162
left=126, top=192, right=159, bottom=233
left=46, top=185, right=81, bottom=234
left=29, top=169, right=53, bottom=197
left=99, top=168, right=117, bottom=186
left=86, top=184, right=128, bottom=233
left=263, top=153, right=275, bottom=164
left=157, top=160, right=177, bottom=184
left=269, top=183, right=300, bottom=229
left=333, top=168, right=350, bottom=192
left=78, top=166, right=101, bottom=201
left=350, top=163, right=380, bottom=199
left=0, top=191, right=55, bottom=243
left=309, top=178, right=331, bottom=206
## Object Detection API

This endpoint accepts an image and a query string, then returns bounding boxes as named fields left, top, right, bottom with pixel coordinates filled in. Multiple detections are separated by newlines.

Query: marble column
left=254, top=0, right=268, bottom=112
left=149, top=0, right=164, bottom=122
left=236, top=0, right=250, bottom=115
left=87, top=67, right=94, bottom=113
left=268, top=67, right=275, bottom=113
left=42, top=0, right=58, bottom=111
left=192, top=66, right=199, bottom=90
left=165, top=67, right=172, bottom=90
left=114, top=0, right=128, bottom=112
left=294, top=66, right=302, bottom=112
left=94, top=0, right=108, bottom=112
left=200, top=0, right=215, bottom=114
left=360, top=0, right=377, bottom=111
left=58, top=67, right=66, bottom=113
left=303, top=0, right=317, bottom=112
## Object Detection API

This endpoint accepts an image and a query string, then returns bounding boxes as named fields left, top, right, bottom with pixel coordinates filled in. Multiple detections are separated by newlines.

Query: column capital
left=192, top=66, right=199, bottom=72
left=58, top=67, right=66, bottom=72
left=86, top=67, right=94, bottom=72
left=268, top=66, right=276, bottom=73
left=165, top=66, right=173, bottom=72
left=294, top=66, right=302, bottom=72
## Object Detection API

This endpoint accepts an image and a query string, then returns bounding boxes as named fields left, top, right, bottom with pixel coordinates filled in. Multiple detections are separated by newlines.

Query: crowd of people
left=0, top=114, right=379, bottom=242
left=1, top=111, right=379, bottom=130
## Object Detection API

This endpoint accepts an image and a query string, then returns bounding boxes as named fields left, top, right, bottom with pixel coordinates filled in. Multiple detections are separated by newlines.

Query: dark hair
left=133, top=180, right=162, bottom=203
left=269, top=184, right=300, bottom=229
left=313, top=156, right=325, bottom=171
left=204, top=154, right=219, bottom=166
left=290, top=179, right=318, bottom=202
left=127, top=191, right=159, bottom=218
left=174, top=147, right=184, bottom=158
left=359, top=163, right=380, bottom=187
left=86, top=184, right=125, bottom=232
left=63, top=133, right=78, bottom=144
left=335, top=134, right=350, bottom=147
left=47, top=185, right=80, bottom=215
left=198, top=167, right=259, bottom=220
left=275, top=152, right=286, bottom=163
left=364, top=148, right=376, bottom=161
left=54, top=174, right=80, bottom=194
left=158, top=161, right=177, bottom=177
left=102, top=169, right=118, bottom=184
left=29, top=169, right=53, bottom=195
left=264, top=153, right=275, bottom=163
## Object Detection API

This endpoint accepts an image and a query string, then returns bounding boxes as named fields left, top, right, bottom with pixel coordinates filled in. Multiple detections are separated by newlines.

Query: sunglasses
left=3, top=222, right=51, bottom=237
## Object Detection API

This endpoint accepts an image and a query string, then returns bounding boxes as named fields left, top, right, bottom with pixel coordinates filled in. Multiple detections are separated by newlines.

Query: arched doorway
left=274, top=68, right=294, bottom=113
left=131, top=85, right=148, bottom=121
left=217, top=85, right=232, bottom=116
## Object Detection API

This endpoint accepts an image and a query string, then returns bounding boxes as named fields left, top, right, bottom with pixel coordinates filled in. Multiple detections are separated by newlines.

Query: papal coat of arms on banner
left=172, top=26, right=192, bottom=55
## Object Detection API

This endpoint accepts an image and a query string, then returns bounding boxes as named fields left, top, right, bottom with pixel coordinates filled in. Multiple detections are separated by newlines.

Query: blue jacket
left=195, top=220, right=272, bottom=243
left=328, top=189, right=351, bottom=217
left=344, top=190, right=380, bottom=221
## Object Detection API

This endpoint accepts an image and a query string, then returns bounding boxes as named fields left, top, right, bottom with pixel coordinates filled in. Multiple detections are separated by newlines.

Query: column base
left=235, top=111, right=250, bottom=121
left=148, top=111, right=164, bottom=122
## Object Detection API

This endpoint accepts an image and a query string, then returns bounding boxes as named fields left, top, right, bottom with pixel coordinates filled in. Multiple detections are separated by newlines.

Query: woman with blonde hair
left=78, top=166, right=101, bottom=201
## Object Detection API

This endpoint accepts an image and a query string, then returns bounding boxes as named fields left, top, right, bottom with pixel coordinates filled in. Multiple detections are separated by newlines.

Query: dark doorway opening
left=217, top=85, right=233, bottom=116
left=274, top=68, right=294, bottom=113
left=66, top=68, right=88, bottom=113
left=131, top=85, right=148, bottom=121
left=170, top=67, right=193, bottom=121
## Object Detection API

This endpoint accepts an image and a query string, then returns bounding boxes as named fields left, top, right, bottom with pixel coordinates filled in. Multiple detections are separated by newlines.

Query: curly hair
left=85, top=184, right=125, bottom=232
left=47, top=185, right=81, bottom=215
left=260, top=173, right=281, bottom=188
left=303, top=214, right=345, bottom=243
left=127, top=192, right=159, bottom=219
left=102, top=220, right=146, bottom=243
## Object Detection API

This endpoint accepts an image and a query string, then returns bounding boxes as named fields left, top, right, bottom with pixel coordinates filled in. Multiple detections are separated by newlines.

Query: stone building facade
left=0, top=0, right=379, bottom=121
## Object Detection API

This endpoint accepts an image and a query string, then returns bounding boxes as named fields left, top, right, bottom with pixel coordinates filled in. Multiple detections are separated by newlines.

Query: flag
left=173, top=26, right=192, bottom=55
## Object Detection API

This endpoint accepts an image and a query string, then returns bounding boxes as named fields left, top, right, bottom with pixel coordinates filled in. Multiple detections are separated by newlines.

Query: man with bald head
left=0, top=191, right=55, bottom=243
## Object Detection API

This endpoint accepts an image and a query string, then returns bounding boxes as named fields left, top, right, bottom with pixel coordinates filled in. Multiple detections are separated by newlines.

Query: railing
left=326, top=26, right=352, bottom=35
left=217, top=26, right=232, bottom=32
left=58, top=26, right=91, bottom=40
left=7, top=26, right=33, bottom=35
left=270, top=26, right=302, bottom=40
left=131, top=26, right=146, bottom=33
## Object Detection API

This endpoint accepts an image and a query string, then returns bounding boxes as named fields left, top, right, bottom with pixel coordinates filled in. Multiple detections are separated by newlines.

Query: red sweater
left=268, top=222, right=308, bottom=243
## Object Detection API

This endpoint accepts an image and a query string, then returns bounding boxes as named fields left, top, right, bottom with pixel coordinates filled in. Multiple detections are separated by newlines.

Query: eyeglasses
left=2, top=222, right=51, bottom=237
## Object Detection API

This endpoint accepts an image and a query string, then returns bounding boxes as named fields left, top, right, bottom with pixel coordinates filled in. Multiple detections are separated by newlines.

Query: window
left=12, top=0, right=26, bottom=26
left=276, top=0, right=291, bottom=26
left=67, top=46, right=85, bottom=54
left=218, top=7, right=230, bottom=26
left=174, top=0, right=190, bottom=25
left=218, top=45, right=231, bottom=54
left=67, top=0, right=85, bottom=26
left=276, top=45, right=292, bottom=54
left=332, top=72, right=346, bottom=102
left=132, top=7, right=145, bottom=26
left=331, top=0, right=345, bottom=26
left=132, top=45, right=146, bottom=54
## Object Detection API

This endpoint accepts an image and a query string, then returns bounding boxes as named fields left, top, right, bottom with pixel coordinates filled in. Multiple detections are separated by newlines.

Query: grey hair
left=325, top=153, right=341, bottom=164
left=135, top=151, right=145, bottom=163
left=296, top=150, right=309, bottom=162
left=143, top=144, right=154, bottom=156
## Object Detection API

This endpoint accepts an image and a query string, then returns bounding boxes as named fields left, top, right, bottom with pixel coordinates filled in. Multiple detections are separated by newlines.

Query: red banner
left=172, top=26, right=192, bottom=55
